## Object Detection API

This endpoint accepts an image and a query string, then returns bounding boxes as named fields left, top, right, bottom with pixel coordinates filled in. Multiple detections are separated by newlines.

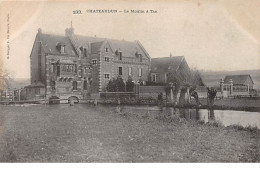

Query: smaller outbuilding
left=221, top=74, right=254, bottom=97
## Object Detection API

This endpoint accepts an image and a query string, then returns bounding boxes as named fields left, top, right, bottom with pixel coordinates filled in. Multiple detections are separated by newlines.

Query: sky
left=0, top=0, right=259, bottom=79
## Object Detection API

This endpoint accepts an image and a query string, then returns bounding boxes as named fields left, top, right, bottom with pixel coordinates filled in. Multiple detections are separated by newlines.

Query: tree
left=0, top=67, right=13, bottom=90
left=115, top=76, right=125, bottom=92
left=106, top=78, right=116, bottom=92
left=207, top=87, right=217, bottom=106
left=126, top=76, right=135, bottom=92
left=165, top=67, right=204, bottom=105
left=106, top=76, right=126, bottom=92
left=190, top=68, right=205, bottom=86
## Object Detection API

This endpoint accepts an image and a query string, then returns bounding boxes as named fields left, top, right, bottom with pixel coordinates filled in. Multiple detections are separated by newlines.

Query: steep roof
left=74, top=34, right=150, bottom=58
left=39, top=33, right=77, bottom=56
left=35, top=30, right=150, bottom=59
left=90, top=41, right=105, bottom=54
left=25, top=81, right=45, bottom=88
left=224, top=75, right=254, bottom=85
left=150, top=56, right=184, bottom=73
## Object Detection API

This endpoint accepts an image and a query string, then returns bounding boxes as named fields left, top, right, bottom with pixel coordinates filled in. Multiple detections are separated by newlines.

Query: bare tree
left=0, top=67, right=13, bottom=90
left=166, top=67, right=204, bottom=106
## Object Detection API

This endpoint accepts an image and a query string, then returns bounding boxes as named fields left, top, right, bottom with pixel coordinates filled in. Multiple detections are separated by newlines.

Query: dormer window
left=139, top=54, right=142, bottom=62
left=61, top=46, right=65, bottom=54
left=105, top=47, right=109, bottom=52
left=135, top=52, right=142, bottom=62
left=80, top=47, right=87, bottom=57
left=56, top=42, right=66, bottom=54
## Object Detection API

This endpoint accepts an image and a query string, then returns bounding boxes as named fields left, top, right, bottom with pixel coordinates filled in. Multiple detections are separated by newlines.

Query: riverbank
left=0, top=104, right=259, bottom=162
left=93, top=97, right=260, bottom=112
left=199, top=97, right=260, bottom=112
left=1, top=97, right=260, bottom=112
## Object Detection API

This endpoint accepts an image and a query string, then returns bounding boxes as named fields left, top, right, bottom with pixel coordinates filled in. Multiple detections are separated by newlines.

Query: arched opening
left=49, top=96, right=60, bottom=104
left=72, top=81, right=77, bottom=90
left=68, top=96, right=79, bottom=104
left=83, top=80, right=88, bottom=90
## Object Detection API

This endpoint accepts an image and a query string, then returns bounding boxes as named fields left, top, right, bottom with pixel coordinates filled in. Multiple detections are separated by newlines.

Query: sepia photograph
left=0, top=0, right=259, bottom=164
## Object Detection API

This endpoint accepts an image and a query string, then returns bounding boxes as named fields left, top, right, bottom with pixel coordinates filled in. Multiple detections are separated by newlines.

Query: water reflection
left=121, top=106, right=260, bottom=129
left=173, top=108, right=259, bottom=128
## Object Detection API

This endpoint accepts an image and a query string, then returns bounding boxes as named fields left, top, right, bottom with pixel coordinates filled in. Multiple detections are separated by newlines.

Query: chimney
left=38, top=28, right=42, bottom=34
left=65, top=21, right=74, bottom=37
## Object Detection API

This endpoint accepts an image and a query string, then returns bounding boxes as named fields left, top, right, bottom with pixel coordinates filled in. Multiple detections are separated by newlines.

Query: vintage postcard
left=0, top=0, right=259, bottom=163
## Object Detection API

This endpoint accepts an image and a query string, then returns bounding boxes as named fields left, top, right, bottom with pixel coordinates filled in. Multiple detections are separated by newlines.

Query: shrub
left=115, top=76, right=125, bottom=92
left=106, top=76, right=126, bottom=92
left=126, top=76, right=135, bottom=92
left=106, top=78, right=116, bottom=92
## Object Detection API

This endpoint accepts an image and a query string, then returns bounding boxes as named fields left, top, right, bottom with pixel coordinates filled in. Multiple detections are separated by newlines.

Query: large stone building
left=26, top=26, right=150, bottom=101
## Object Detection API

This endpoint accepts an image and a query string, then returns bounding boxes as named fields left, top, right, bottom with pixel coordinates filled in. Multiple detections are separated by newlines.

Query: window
left=128, top=67, right=132, bottom=76
left=62, top=65, right=66, bottom=71
left=78, top=66, right=82, bottom=77
left=92, top=59, right=97, bottom=65
left=83, top=48, right=87, bottom=57
left=35, top=88, right=40, bottom=95
left=104, top=74, right=110, bottom=79
left=119, top=67, right=123, bottom=75
left=83, top=80, right=87, bottom=90
left=119, top=52, right=122, bottom=60
left=61, top=46, right=65, bottom=54
left=165, top=73, right=168, bottom=83
left=68, top=65, right=72, bottom=72
left=72, top=81, right=77, bottom=90
left=50, top=81, right=56, bottom=90
left=50, top=64, right=54, bottom=73
left=138, top=68, right=142, bottom=77
left=74, top=65, right=77, bottom=73
left=72, top=65, right=75, bottom=72
left=104, top=57, right=109, bottom=62
left=57, top=65, right=60, bottom=76
left=139, top=54, right=142, bottom=62
left=105, top=48, right=109, bottom=52
left=84, top=67, right=87, bottom=73
left=152, top=74, right=156, bottom=82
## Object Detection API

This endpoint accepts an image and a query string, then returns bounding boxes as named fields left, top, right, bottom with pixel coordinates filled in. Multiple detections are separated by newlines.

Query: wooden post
left=169, top=82, right=174, bottom=104
left=229, top=79, right=233, bottom=96
left=12, top=89, right=15, bottom=101
left=187, top=87, right=190, bottom=104
left=220, top=79, right=224, bottom=99
left=18, top=89, right=21, bottom=101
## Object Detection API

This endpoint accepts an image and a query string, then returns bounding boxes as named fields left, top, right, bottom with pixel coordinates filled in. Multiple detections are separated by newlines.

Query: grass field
left=0, top=104, right=259, bottom=162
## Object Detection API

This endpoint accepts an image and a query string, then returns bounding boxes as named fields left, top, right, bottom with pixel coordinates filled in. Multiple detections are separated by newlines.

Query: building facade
left=149, top=55, right=204, bottom=87
left=220, top=74, right=254, bottom=97
left=27, top=26, right=150, bottom=101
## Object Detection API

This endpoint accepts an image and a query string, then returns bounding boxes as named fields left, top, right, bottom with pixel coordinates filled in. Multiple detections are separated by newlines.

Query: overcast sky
left=0, top=0, right=259, bottom=78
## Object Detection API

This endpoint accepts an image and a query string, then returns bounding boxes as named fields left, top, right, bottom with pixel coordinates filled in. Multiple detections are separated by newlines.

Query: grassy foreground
left=0, top=104, right=259, bottom=162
